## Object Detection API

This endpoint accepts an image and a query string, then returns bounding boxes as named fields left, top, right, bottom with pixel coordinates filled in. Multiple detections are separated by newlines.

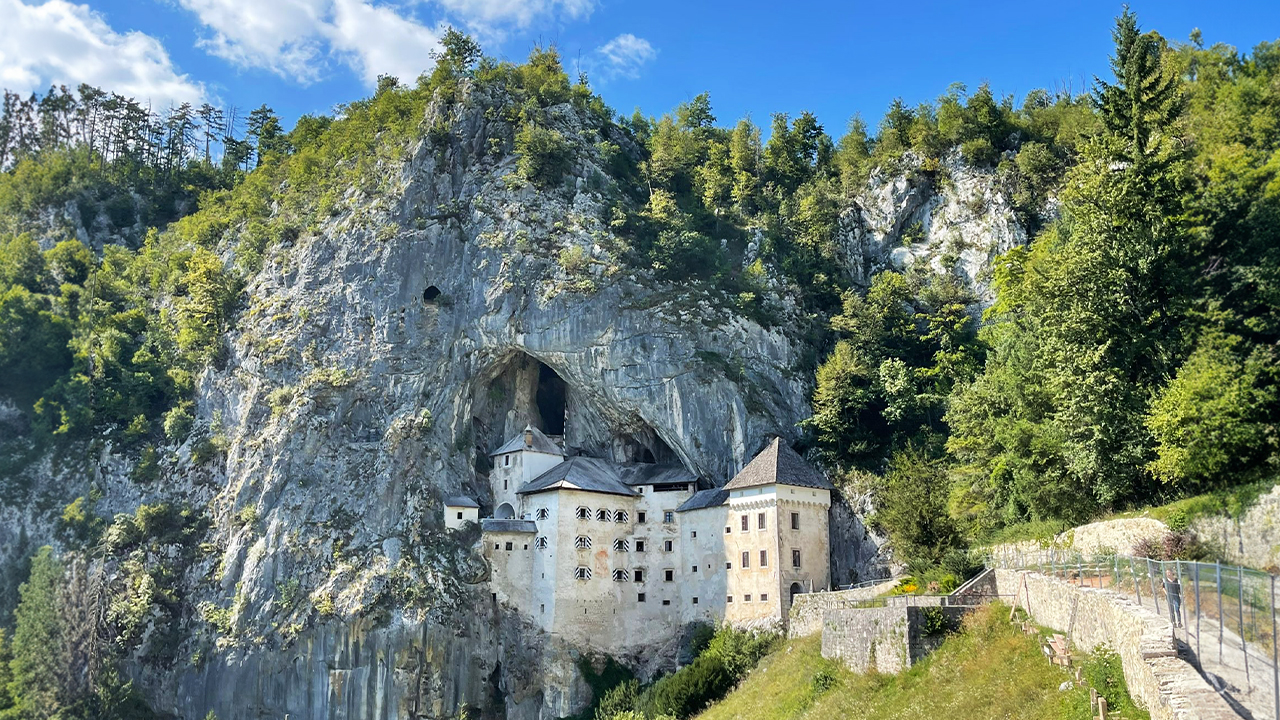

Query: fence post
left=1148, top=558, right=1160, bottom=616
left=1218, top=561, right=1224, bottom=664
left=1193, top=563, right=1201, bottom=663
left=1240, top=565, right=1250, bottom=689
left=1270, top=573, right=1278, bottom=720
left=1131, top=557, right=1142, bottom=606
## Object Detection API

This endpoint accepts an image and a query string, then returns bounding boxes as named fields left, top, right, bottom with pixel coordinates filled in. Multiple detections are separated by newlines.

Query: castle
left=445, top=425, right=833, bottom=653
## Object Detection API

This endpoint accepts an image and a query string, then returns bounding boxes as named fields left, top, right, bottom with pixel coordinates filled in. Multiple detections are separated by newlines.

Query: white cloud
left=327, top=0, right=445, bottom=86
left=429, top=0, right=594, bottom=32
left=176, top=0, right=448, bottom=87
left=0, top=0, right=204, bottom=106
left=594, top=33, right=655, bottom=81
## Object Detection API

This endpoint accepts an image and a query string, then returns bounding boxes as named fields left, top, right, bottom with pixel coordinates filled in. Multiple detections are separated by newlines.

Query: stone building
left=466, top=426, right=834, bottom=653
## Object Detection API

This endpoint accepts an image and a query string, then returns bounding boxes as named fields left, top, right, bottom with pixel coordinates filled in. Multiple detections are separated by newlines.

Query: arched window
left=534, top=536, right=548, bottom=549
left=535, top=508, right=549, bottom=520
left=612, top=569, right=629, bottom=582
left=576, top=506, right=590, bottom=520
left=596, top=508, right=612, bottom=522
left=575, top=536, right=592, bottom=550
left=614, top=510, right=629, bottom=523
left=613, top=538, right=630, bottom=552
left=575, top=566, right=592, bottom=581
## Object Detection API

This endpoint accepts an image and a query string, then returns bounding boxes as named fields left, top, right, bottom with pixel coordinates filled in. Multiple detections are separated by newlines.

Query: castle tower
left=488, top=424, right=565, bottom=518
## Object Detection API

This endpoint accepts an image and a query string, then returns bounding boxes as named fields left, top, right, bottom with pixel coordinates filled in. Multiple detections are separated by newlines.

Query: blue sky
left=3, top=0, right=1279, bottom=139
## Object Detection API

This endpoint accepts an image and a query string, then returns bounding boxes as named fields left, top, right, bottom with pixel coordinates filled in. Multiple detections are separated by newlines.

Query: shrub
left=515, top=124, right=571, bottom=188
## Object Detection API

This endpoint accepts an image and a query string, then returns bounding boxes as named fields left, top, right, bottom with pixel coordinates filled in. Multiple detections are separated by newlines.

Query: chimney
left=524, top=428, right=534, bottom=448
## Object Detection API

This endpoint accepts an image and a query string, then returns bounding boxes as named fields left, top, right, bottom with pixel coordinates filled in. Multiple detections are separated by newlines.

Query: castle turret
left=488, top=424, right=564, bottom=518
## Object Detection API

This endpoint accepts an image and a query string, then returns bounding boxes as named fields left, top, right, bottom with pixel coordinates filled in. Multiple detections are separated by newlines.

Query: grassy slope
left=694, top=605, right=1147, bottom=720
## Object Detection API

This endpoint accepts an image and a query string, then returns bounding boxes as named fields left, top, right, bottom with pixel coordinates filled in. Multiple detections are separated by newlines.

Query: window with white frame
left=575, top=536, right=592, bottom=550
left=635, top=540, right=646, bottom=552
left=615, top=510, right=629, bottom=523
left=577, top=506, right=591, bottom=520
left=534, top=536, right=548, bottom=549
left=575, top=566, right=591, bottom=580
left=535, top=508, right=549, bottom=520
left=613, top=538, right=630, bottom=552
left=597, top=508, right=612, bottom=522
left=663, top=510, right=674, bottom=523
left=759, top=549, right=768, bottom=567
left=613, top=569, right=629, bottom=582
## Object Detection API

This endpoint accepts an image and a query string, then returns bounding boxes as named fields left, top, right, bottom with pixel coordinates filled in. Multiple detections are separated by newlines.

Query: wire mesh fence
left=979, top=547, right=1280, bottom=719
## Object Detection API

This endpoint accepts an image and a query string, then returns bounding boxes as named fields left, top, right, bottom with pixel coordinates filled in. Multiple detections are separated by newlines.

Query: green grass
left=1107, top=479, right=1277, bottom=526
left=693, top=604, right=1148, bottom=720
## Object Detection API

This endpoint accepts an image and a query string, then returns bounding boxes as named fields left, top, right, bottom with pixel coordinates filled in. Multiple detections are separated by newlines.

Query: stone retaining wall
left=995, top=569, right=1236, bottom=720
left=788, top=578, right=899, bottom=637
left=820, top=606, right=973, bottom=674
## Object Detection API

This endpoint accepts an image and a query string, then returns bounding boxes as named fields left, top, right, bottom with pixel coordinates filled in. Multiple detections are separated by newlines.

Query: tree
left=8, top=548, right=68, bottom=720
left=246, top=105, right=285, bottom=167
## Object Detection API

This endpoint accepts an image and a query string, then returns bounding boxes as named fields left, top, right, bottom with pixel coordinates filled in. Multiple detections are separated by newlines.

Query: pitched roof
left=489, top=425, right=564, bottom=457
left=445, top=496, right=479, bottom=508
left=676, top=489, right=728, bottom=512
left=480, top=519, right=538, bottom=533
left=517, top=457, right=639, bottom=498
left=722, top=438, right=834, bottom=491
left=614, top=463, right=696, bottom=487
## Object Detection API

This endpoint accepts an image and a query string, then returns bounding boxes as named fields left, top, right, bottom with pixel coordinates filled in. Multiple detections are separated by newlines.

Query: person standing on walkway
left=1164, top=569, right=1183, bottom=628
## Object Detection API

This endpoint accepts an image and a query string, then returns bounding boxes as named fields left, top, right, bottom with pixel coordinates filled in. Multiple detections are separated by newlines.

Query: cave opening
left=422, top=285, right=441, bottom=303
left=535, top=363, right=566, bottom=435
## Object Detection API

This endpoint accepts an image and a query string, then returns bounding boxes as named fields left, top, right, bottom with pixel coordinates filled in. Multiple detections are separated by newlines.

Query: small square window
left=691, top=565, right=698, bottom=573
left=634, top=570, right=644, bottom=582
left=662, top=599, right=671, bottom=606
left=761, top=593, right=769, bottom=601
left=505, top=542, right=513, bottom=551
left=663, top=511, right=674, bottom=523
left=664, top=569, right=674, bottom=582
left=745, top=594, right=752, bottom=602
left=691, top=530, right=697, bottom=538
left=726, top=562, right=732, bottom=570
left=664, top=540, right=673, bottom=552
left=638, top=511, right=647, bottom=523
left=726, top=596, right=733, bottom=603
left=692, top=597, right=699, bottom=605
left=636, top=540, right=646, bottom=552
left=456, top=512, right=463, bottom=519
left=724, top=526, right=731, bottom=534
left=494, top=543, right=499, bottom=550
left=638, top=593, right=646, bottom=602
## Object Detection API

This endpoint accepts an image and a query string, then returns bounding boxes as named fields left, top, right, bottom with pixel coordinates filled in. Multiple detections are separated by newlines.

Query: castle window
left=634, top=569, right=644, bottom=582
left=741, top=551, right=750, bottom=568
left=635, top=540, right=646, bottom=552
left=662, top=599, right=671, bottom=606
left=761, top=593, right=768, bottom=601
left=692, top=597, right=699, bottom=605
left=663, top=540, right=673, bottom=552
left=726, top=596, right=733, bottom=603
left=597, top=508, right=612, bottom=522
left=791, top=512, right=800, bottom=530
left=726, top=562, right=731, bottom=569
left=504, top=478, right=508, bottom=490
left=757, top=512, right=766, bottom=530
left=691, top=565, right=698, bottom=573
left=664, top=569, right=674, bottom=582
left=792, top=549, right=802, bottom=568
left=724, top=526, right=730, bottom=534
left=575, top=566, right=591, bottom=580
left=745, top=594, right=752, bottom=602
left=536, top=508, right=549, bottom=520
left=740, top=515, right=749, bottom=532
left=575, top=536, right=592, bottom=550
left=504, top=455, right=510, bottom=467
left=760, top=550, right=768, bottom=567
left=534, top=536, right=548, bottom=549
left=505, top=542, right=513, bottom=551
left=456, top=512, right=463, bottom=519
left=690, top=531, right=697, bottom=539
left=638, top=593, right=646, bottom=602
left=663, top=511, right=674, bottom=523
left=615, top=510, right=629, bottom=523
left=613, top=569, right=629, bottom=582
left=613, top=539, right=630, bottom=552
left=637, top=511, right=647, bottom=523
left=576, top=507, right=590, bottom=520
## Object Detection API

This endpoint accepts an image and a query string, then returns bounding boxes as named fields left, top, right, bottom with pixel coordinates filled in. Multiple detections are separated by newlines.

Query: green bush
left=515, top=124, right=571, bottom=188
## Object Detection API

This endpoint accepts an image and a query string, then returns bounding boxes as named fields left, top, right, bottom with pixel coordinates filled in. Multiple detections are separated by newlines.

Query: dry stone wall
left=788, top=579, right=899, bottom=637
left=820, top=606, right=972, bottom=674
left=995, top=569, right=1235, bottom=720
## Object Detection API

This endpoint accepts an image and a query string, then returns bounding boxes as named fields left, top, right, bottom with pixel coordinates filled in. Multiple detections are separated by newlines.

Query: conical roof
left=722, top=437, right=834, bottom=491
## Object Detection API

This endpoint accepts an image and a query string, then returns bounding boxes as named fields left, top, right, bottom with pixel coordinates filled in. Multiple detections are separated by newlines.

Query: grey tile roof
left=518, top=457, right=639, bottom=497
left=614, top=463, right=696, bottom=487
left=480, top=519, right=538, bottom=533
left=489, top=425, right=564, bottom=457
left=445, top=496, right=479, bottom=508
left=722, top=438, right=834, bottom=491
left=676, top=489, right=728, bottom=512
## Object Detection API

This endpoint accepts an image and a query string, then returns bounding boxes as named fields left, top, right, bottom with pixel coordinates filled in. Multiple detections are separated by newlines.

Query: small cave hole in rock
left=422, top=285, right=441, bottom=304
left=535, top=363, right=566, bottom=435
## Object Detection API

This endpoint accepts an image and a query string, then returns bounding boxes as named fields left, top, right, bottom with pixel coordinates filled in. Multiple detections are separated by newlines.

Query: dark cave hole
left=639, top=448, right=656, bottom=464
left=422, top=285, right=441, bottom=303
left=536, top=363, right=566, bottom=435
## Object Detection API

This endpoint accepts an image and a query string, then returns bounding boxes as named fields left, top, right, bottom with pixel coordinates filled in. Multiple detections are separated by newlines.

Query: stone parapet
left=995, top=569, right=1237, bottom=720
left=820, top=605, right=973, bottom=674
left=787, top=578, right=899, bottom=637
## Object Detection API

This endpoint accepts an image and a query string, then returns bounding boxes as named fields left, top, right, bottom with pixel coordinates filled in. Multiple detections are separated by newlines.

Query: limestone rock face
left=837, top=152, right=1030, bottom=304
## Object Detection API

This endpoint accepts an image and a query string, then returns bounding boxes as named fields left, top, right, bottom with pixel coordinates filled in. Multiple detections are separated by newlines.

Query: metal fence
left=979, top=547, right=1280, bottom=719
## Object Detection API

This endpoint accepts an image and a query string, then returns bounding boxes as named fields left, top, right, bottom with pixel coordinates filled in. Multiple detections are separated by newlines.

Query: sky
left=2, top=0, right=1280, bottom=138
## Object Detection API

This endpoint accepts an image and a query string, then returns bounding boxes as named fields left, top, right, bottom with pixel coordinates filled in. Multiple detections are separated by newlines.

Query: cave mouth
left=423, top=285, right=441, bottom=303
left=535, top=363, right=566, bottom=435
